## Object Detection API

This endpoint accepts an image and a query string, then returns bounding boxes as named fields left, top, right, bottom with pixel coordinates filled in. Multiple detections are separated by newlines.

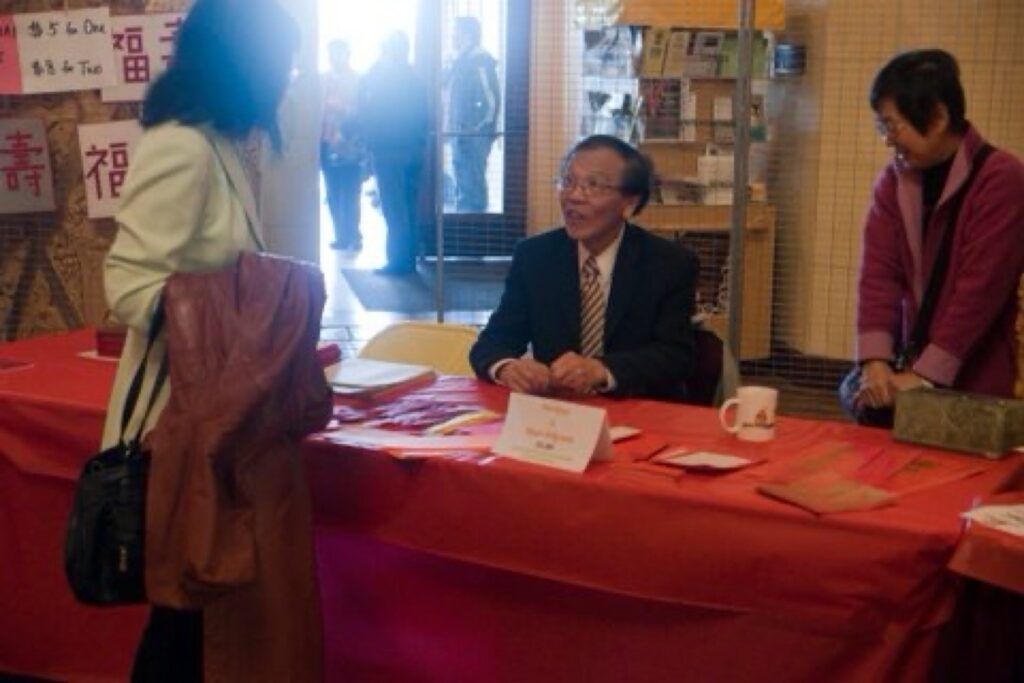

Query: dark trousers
left=373, top=149, right=422, bottom=272
left=452, top=134, right=494, bottom=213
left=320, top=146, right=363, bottom=247
left=131, top=606, right=203, bottom=682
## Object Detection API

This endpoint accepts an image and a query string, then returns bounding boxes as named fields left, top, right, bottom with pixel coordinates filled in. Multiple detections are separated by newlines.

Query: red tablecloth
left=0, top=330, right=145, bottom=681
left=2, top=329, right=1022, bottom=682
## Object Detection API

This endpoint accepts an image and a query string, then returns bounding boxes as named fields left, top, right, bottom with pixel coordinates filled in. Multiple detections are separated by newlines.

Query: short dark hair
left=869, top=49, right=967, bottom=135
left=142, top=0, right=300, bottom=151
left=455, top=16, right=482, bottom=45
left=562, top=134, right=654, bottom=215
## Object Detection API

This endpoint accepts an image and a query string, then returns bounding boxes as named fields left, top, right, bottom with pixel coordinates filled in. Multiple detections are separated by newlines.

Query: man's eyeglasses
left=874, top=118, right=905, bottom=139
left=555, top=175, right=622, bottom=198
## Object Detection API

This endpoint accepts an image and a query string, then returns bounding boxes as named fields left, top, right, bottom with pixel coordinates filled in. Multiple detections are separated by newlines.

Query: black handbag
left=839, top=144, right=995, bottom=426
left=65, top=306, right=168, bottom=605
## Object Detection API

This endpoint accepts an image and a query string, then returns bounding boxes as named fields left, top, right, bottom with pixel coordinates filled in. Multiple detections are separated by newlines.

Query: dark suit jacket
left=470, top=223, right=698, bottom=400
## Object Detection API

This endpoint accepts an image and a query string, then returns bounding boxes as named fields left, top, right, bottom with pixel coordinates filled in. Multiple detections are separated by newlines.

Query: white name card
left=492, top=393, right=613, bottom=473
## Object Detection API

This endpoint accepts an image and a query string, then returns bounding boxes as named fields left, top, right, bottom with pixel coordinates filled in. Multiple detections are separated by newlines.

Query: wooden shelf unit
left=640, top=203, right=775, bottom=360
left=582, top=19, right=778, bottom=360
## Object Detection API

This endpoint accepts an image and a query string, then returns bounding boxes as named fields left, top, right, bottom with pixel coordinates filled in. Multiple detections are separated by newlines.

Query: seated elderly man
left=469, top=134, right=698, bottom=401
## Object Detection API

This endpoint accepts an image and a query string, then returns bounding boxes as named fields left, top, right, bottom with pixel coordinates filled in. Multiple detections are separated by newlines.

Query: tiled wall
left=771, top=0, right=1024, bottom=359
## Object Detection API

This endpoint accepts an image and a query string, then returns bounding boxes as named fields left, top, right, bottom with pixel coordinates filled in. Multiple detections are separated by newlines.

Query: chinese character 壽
left=0, top=130, right=46, bottom=197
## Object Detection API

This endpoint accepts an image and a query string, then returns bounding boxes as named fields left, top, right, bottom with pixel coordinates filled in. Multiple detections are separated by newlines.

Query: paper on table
left=325, top=358, right=435, bottom=396
left=615, top=433, right=670, bottom=462
left=424, top=410, right=502, bottom=435
left=492, top=393, right=613, bottom=473
left=321, top=426, right=496, bottom=454
left=758, top=473, right=897, bottom=515
left=962, top=505, right=1024, bottom=539
left=76, top=350, right=120, bottom=364
left=609, top=425, right=642, bottom=442
left=654, top=450, right=759, bottom=472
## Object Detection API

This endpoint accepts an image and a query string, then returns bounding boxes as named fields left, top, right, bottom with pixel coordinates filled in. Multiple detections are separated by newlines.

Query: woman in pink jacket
left=854, top=49, right=1024, bottom=413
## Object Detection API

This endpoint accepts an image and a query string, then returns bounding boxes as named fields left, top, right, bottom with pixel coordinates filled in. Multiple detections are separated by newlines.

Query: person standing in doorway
left=321, top=39, right=364, bottom=251
left=358, top=31, right=429, bottom=275
left=446, top=16, right=500, bottom=213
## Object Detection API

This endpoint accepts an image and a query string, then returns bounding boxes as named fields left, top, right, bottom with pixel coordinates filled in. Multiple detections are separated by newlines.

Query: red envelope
left=614, top=433, right=670, bottom=461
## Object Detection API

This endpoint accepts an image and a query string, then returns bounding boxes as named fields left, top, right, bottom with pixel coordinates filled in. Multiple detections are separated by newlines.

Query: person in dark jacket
left=445, top=16, right=500, bottom=213
left=320, top=39, right=364, bottom=251
left=359, top=31, right=429, bottom=274
left=469, top=135, right=698, bottom=401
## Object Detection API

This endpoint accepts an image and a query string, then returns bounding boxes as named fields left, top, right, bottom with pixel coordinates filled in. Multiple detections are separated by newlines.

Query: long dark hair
left=141, top=0, right=300, bottom=150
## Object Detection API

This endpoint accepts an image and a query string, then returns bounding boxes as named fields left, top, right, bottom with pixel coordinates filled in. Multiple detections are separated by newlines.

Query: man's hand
left=856, top=359, right=895, bottom=409
left=549, top=352, right=607, bottom=395
left=496, top=358, right=552, bottom=394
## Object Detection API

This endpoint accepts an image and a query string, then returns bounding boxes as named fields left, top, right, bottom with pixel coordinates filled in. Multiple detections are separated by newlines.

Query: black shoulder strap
left=905, top=143, right=995, bottom=357
left=119, top=302, right=169, bottom=447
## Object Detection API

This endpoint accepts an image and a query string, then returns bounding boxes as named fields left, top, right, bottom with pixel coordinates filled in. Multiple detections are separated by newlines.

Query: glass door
left=421, top=0, right=529, bottom=259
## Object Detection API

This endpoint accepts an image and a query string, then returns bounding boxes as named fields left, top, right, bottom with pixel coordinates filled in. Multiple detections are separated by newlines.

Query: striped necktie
left=579, top=255, right=605, bottom=358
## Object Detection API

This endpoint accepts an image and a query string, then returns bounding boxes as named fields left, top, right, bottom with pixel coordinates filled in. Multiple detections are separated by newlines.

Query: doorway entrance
left=317, top=0, right=419, bottom=269
left=315, top=0, right=527, bottom=336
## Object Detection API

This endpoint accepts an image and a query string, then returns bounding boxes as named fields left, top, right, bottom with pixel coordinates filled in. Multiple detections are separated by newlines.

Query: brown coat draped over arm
left=144, top=251, right=333, bottom=683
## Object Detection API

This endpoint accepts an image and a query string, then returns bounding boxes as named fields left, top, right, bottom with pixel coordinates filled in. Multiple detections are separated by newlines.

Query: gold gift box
left=893, top=388, right=1024, bottom=458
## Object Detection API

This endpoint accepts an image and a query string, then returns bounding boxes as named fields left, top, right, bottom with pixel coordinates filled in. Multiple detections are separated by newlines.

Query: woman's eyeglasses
left=874, top=118, right=905, bottom=139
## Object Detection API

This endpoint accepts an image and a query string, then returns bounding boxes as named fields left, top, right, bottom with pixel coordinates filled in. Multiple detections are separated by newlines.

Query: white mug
left=718, top=386, right=778, bottom=442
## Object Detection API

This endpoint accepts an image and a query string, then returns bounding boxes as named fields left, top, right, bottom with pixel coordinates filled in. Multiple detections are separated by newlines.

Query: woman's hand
left=856, top=359, right=895, bottom=409
left=888, top=371, right=928, bottom=393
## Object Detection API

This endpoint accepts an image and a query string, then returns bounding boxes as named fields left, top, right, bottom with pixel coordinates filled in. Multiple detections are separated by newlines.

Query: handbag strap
left=131, top=353, right=169, bottom=447
left=204, top=132, right=267, bottom=253
left=904, top=143, right=995, bottom=359
left=119, top=302, right=168, bottom=447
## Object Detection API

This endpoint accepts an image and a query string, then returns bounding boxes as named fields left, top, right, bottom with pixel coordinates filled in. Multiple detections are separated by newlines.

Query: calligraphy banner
left=77, top=120, right=143, bottom=219
left=0, top=118, right=55, bottom=214
left=102, top=13, right=184, bottom=103
left=14, top=8, right=116, bottom=94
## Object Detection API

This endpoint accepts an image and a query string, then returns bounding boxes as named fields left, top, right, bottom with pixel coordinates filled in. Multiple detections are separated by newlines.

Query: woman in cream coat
left=101, top=0, right=299, bottom=679
left=103, top=123, right=266, bottom=448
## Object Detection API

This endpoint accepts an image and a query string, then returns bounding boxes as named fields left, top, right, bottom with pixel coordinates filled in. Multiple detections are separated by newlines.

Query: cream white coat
left=102, top=122, right=264, bottom=448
